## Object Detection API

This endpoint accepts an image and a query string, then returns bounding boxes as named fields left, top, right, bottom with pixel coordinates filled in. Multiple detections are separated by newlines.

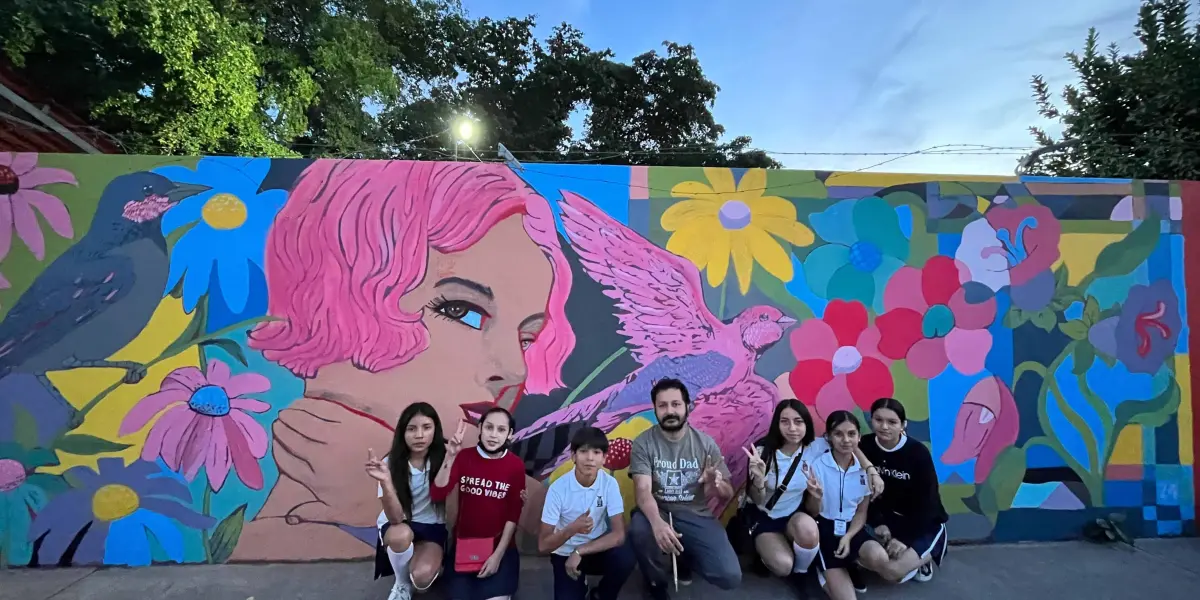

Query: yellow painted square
left=1057, top=233, right=1125, bottom=285
left=1178, top=355, right=1193, bottom=466
left=1110, top=426, right=1143, bottom=465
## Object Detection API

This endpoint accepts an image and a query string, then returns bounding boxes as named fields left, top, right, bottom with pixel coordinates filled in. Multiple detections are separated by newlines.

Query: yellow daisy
left=662, top=168, right=814, bottom=294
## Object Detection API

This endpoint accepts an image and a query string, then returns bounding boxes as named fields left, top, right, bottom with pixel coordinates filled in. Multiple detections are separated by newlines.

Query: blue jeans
left=629, top=509, right=742, bottom=590
left=549, top=539, right=637, bottom=600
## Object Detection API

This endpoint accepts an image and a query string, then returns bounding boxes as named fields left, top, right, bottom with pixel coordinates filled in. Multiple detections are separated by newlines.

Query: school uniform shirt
left=540, top=468, right=625, bottom=556
left=859, top=433, right=948, bottom=539
left=430, top=446, right=526, bottom=544
left=376, top=457, right=444, bottom=529
left=808, top=446, right=871, bottom=523
left=753, top=444, right=810, bottom=519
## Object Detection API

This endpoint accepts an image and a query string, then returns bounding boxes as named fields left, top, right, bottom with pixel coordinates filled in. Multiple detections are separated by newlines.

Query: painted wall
left=0, top=153, right=1195, bottom=568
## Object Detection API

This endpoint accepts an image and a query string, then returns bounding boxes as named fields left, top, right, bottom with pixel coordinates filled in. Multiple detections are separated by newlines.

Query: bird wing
left=558, top=191, right=724, bottom=366
left=0, top=250, right=134, bottom=371
left=689, top=375, right=778, bottom=516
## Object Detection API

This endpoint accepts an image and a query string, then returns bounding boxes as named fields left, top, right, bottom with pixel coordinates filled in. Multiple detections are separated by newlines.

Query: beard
left=658, top=412, right=688, bottom=432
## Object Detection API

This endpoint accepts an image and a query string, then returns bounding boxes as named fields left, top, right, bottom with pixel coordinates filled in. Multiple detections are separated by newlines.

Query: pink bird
left=517, top=191, right=796, bottom=516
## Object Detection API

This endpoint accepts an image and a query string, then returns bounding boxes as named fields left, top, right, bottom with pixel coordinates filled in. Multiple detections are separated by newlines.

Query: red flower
left=788, top=300, right=892, bottom=426
left=875, top=256, right=996, bottom=379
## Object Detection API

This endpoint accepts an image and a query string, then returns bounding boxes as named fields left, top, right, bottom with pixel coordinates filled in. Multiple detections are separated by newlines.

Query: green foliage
left=53, top=433, right=132, bottom=456
left=1028, top=0, right=1200, bottom=179
left=207, top=504, right=248, bottom=564
left=0, top=0, right=775, bottom=166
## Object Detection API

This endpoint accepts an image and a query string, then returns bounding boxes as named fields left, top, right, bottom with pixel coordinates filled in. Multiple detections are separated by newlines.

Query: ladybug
left=605, top=438, right=633, bottom=471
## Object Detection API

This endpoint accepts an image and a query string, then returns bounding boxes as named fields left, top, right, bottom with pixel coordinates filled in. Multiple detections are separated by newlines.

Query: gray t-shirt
left=629, top=425, right=731, bottom=517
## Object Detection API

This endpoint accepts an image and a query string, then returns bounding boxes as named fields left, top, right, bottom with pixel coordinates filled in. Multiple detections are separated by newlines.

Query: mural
left=0, top=152, right=1195, bottom=567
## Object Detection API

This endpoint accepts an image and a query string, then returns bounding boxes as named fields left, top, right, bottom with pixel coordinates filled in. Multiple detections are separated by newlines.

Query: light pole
left=454, top=119, right=476, bottom=161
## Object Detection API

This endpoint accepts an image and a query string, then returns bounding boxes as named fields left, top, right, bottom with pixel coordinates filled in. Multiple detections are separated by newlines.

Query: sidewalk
left=3, top=539, right=1198, bottom=600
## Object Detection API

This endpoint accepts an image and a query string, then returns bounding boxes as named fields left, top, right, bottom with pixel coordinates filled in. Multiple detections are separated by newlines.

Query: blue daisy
left=154, top=158, right=287, bottom=328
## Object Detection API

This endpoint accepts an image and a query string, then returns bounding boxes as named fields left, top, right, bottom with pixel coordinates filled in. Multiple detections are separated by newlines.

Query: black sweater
left=860, top=434, right=948, bottom=539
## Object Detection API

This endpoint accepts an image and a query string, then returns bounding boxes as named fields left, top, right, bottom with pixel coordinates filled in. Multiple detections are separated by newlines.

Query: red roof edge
left=0, top=59, right=122, bottom=154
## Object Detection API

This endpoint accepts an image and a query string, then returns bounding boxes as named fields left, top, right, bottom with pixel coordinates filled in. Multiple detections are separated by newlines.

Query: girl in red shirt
left=432, top=407, right=526, bottom=600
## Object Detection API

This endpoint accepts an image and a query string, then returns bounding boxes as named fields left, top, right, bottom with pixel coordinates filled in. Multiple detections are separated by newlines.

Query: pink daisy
left=119, top=359, right=271, bottom=491
left=0, top=152, right=77, bottom=261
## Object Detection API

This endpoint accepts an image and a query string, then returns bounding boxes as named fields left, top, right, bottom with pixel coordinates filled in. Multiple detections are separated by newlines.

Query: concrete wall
left=0, top=154, right=1194, bottom=567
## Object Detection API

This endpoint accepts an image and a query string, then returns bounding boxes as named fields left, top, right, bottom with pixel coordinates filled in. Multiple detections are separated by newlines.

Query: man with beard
left=432, top=408, right=526, bottom=600
left=628, top=378, right=741, bottom=599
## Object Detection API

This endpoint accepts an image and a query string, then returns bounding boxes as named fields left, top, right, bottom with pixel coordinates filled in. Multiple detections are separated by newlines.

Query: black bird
left=0, top=172, right=209, bottom=389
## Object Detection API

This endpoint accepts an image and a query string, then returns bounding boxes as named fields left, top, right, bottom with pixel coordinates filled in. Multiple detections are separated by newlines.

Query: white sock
left=387, top=544, right=414, bottom=585
left=792, top=542, right=818, bottom=573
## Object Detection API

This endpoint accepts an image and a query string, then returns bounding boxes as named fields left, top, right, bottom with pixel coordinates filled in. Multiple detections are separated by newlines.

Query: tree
left=0, top=0, right=777, bottom=167
left=1027, top=0, right=1200, bottom=179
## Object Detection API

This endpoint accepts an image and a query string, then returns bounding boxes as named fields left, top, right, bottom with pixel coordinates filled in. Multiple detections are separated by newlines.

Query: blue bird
left=0, top=172, right=209, bottom=393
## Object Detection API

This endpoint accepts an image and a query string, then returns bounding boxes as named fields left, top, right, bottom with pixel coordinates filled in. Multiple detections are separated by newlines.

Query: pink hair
left=247, top=160, right=575, bottom=394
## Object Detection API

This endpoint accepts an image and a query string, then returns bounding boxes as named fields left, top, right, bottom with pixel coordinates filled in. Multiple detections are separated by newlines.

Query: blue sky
left=460, top=0, right=1143, bottom=175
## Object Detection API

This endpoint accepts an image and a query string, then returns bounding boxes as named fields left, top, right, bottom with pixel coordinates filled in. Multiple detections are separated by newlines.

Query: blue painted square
left=1157, top=505, right=1181, bottom=521
left=1183, top=504, right=1195, bottom=520
left=627, top=198, right=650, bottom=235
left=1143, top=505, right=1158, bottom=521
left=1104, top=481, right=1144, bottom=507
left=1157, top=519, right=1183, bottom=536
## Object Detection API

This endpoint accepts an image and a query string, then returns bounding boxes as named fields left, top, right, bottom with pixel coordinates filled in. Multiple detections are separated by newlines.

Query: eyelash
left=427, top=296, right=489, bottom=330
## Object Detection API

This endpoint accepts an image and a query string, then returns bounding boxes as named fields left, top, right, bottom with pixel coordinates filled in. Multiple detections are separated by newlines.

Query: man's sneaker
left=849, top=567, right=867, bottom=593
left=646, top=581, right=671, bottom=600
left=677, top=560, right=693, bottom=586
left=915, top=562, right=934, bottom=582
left=387, top=581, right=412, bottom=600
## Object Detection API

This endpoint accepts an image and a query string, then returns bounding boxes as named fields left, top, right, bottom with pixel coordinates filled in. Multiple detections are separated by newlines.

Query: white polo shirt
left=809, top=447, right=871, bottom=522
left=376, top=457, right=443, bottom=529
left=540, top=468, right=625, bottom=556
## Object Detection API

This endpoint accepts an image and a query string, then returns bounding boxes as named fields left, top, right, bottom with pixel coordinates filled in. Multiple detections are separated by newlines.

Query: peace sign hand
left=446, top=420, right=467, bottom=457
left=802, top=462, right=822, bottom=501
left=742, top=446, right=766, bottom=482
left=364, top=448, right=390, bottom=484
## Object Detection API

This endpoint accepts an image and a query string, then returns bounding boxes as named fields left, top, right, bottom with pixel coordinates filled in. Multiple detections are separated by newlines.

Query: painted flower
left=875, top=256, right=997, bottom=379
left=153, top=157, right=286, bottom=326
left=788, top=300, right=893, bottom=421
left=28, top=457, right=214, bottom=566
left=803, top=197, right=909, bottom=311
left=1088, top=280, right=1181, bottom=375
left=0, top=443, right=65, bottom=566
left=0, top=152, right=77, bottom=262
left=119, top=359, right=271, bottom=491
left=941, top=376, right=1019, bottom=484
left=663, top=168, right=814, bottom=294
left=955, top=204, right=1061, bottom=310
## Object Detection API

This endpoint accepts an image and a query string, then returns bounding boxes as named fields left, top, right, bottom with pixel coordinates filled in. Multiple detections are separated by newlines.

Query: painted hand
left=272, top=397, right=391, bottom=528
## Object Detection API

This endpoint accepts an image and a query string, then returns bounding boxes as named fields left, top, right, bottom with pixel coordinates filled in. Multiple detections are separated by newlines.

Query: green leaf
left=1114, top=378, right=1180, bottom=432
left=1032, top=309, right=1058, bottom=332
left=24, top=447, right=60, bottom=469
left=1092, top=214, right=1162, bottom=280
left=166, top=221, right=200, bottom=250
left=163, top=299, right=207, bottom=355
left=983, top=446, right=1027, bottom=514
left=1083, top=296, right=1101, bottom=326
left=1053, top=264, right=1069, bottom=290
left=11, top=404, right=38, bottom=450
left=53, top=434, right=131, bottom=456
left=1073, top=342, right=1096, bottom=375
left=1059, top=320, right=1089, bottom=340
left=199, top=338, right=249, bottom=367
left=207, top=504, right=248, bottom=564
left=1098, top=351, right=1117, bottom=368
left=1003, top=306, right=1030, bottom=328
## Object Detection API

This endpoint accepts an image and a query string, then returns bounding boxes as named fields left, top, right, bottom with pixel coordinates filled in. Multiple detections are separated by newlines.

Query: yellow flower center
left=201, top=193, right=248, bottom=230
left=92, top=484, right=140, bottom=522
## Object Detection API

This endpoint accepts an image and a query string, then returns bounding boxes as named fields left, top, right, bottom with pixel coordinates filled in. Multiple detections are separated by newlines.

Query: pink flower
left=875, top=256, right=997, bottom=379
left=0, top=152, right=77, bottom=262
left=788, top=300, right=894, bottom=428
left=120, top=359, right=271, bottom=491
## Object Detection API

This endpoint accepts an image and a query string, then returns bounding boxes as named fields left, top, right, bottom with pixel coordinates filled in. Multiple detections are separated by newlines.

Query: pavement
left=3, top=538, right=1199, bottom=600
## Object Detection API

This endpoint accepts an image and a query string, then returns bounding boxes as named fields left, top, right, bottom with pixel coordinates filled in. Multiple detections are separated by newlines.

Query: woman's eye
left=432, top=300, right=487, bottom=330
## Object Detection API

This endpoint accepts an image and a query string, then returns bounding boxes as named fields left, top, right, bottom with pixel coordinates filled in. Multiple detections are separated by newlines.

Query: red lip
left=459, top=385, right=524, bottom=425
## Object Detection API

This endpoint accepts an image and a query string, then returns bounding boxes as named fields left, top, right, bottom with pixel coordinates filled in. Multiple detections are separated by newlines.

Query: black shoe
left=849, top=567, right=867, bottom=593
left=787, top=571, right=811, bottom=599
left=677, top=560, right=693, bottom=586
left=645, top=581, right=670, bottom=600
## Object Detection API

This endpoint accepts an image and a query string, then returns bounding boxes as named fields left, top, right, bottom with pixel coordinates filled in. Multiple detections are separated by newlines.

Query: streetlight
left=454, top=118, right=477, bottom=160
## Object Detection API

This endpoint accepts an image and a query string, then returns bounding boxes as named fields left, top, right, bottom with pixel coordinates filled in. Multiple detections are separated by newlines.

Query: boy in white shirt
left=539, top=427, right=636, bottom=600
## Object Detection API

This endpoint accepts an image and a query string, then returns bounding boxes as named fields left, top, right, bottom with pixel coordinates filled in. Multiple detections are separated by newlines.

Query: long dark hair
left=388, top=402, right=445, bottom=517
left=870, top=397, right=907, bottom=423
left=760, top=399, right=814, bottom=475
